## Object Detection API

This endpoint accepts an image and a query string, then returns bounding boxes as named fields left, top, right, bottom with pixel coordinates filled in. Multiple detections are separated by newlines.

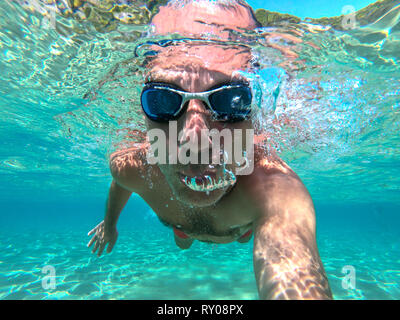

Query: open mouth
left=179, top=169, right=237, bottom=192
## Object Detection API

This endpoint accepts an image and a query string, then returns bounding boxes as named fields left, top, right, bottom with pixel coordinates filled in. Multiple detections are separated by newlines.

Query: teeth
left=182, top=172, right=236, bottom=192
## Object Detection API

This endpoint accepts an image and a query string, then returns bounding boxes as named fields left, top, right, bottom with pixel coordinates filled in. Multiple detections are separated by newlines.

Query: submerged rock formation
left=307, top=0, right=400, bottom=30
left=18, top=0, right=169, bottom=32
left=16, top=0, right=400, bottom=32
left=255, top=9, right=301, bottom=26
left=255, top=0, right=400, bottom=30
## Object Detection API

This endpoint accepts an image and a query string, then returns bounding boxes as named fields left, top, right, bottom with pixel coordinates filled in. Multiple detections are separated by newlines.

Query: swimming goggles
left=140, top=82, right=252, bottom=122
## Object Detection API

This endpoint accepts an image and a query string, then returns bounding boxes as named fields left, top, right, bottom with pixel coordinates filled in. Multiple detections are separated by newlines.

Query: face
left=143, top=2, right=257, bottom=208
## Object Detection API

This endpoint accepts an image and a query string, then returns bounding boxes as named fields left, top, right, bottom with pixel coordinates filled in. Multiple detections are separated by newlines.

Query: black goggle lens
left=209, top=86, right=252, bottom=121
left=141, top=87, right=182, bottom=122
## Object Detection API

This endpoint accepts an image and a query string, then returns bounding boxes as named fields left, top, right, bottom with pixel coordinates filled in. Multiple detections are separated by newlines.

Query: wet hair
left=166, top=0, right=262, bottom=28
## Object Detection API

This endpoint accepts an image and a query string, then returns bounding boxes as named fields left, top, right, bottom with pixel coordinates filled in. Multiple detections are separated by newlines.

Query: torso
left=110, top=144, right=294, bottom=244
left=137, top=165, right=260, bottom=243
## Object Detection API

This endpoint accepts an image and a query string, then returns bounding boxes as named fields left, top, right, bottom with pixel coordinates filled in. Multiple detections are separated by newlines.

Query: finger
left=92, top=240, right=100, bottom=254
left=88, top=221, right=104, bottom=236
left=97, top=242, right=106, bottom=257
left=87, top=235, right=96, bottom=248
left=106, top=241, right=115, bottom=253
left=88, top=226, right=98, bottom=236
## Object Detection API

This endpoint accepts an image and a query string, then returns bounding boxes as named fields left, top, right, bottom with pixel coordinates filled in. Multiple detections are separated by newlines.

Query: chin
left=169, top=181, right=228, bottom=208
left=159, top=164, right=237, bottom=207
left=176, top=188, right=226, bottom=208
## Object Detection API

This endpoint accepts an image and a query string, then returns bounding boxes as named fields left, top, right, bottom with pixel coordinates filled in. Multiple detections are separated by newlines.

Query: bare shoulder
left=255, top=149, right=305, bottom=188
left=109, top=143, right=152, bottom=193
left=244, top=151, right=312, bottom=215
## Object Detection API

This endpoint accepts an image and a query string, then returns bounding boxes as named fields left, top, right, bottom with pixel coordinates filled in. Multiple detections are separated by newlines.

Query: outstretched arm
left=252, top=171, right=332, bottom=300
left=88, top=180, right=132, bottom=256
left=104, top=180, right=132, bottom=230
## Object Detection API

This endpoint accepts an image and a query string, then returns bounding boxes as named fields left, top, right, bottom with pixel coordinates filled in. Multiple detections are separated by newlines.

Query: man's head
left=151, top=0, right=261, bottom=39
left=142, top=0, right=258, bottom=207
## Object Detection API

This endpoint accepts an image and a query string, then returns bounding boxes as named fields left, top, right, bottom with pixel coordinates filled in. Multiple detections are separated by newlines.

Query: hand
left=87, top=221, right=118, bottom=257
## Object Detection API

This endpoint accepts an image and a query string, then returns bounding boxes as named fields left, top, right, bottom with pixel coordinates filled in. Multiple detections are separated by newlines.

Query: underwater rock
left=255, top=9, right=301, bottom=26
left=17, top=0, right=400, bottom=33
left=255, top=0, right=400, bottom=30
left=18, top=0, right=168, bottom=33
left=305, top=0, right=400, bottom=30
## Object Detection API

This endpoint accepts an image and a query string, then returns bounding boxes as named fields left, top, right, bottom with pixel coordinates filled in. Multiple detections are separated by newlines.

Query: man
left=87, top=0, right=332, bottom=300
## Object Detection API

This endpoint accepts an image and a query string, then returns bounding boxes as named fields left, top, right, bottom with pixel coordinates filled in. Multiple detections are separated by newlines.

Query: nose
left=179, top=99, right=212, bottom=154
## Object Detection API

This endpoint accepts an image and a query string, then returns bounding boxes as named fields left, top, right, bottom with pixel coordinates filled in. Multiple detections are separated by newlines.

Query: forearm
left=253, top=220, right=332, bottom=300
left=104, top=180, right=132, bottom=229
left=252, top=173, right=332, bottom=300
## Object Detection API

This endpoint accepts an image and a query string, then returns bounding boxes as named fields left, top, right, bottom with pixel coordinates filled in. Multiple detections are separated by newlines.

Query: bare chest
left=137, top=176, right=258, bottom=241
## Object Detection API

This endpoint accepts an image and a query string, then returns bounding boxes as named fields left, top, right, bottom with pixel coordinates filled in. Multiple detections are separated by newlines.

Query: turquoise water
left=1, top=200, right=399, bottom=299
left=1, top=1, right=400, bottom=300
